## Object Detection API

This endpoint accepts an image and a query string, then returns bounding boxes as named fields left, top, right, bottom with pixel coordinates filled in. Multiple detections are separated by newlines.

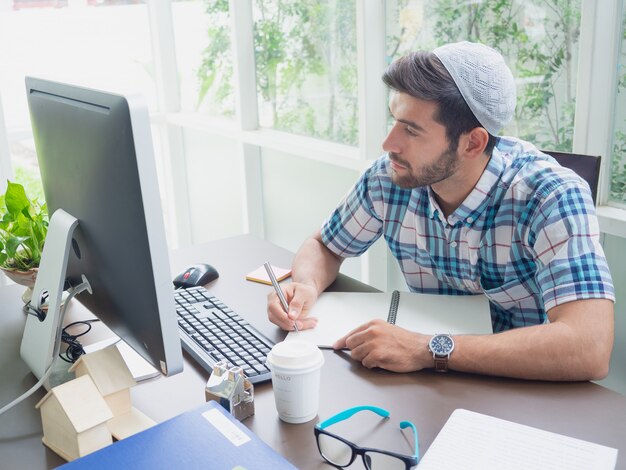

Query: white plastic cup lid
left=267, top=339, right=324, bottom=370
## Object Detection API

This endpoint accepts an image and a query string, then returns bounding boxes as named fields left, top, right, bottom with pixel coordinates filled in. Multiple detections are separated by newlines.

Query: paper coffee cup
left=266, top=339, right=324, bottom=424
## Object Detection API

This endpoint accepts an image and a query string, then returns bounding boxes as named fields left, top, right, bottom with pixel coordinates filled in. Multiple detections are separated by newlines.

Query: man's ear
left=459, top=127, right=489, bottom=159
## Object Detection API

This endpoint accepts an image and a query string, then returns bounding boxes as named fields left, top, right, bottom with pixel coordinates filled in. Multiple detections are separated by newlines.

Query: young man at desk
left=267, top=41, right=615, bottom=382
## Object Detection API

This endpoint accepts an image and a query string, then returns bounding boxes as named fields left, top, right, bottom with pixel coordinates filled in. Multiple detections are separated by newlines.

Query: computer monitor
left=22, top=77, right=183, bottom=381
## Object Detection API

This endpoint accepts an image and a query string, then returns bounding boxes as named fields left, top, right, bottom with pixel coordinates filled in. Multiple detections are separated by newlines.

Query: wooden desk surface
left=1, top=234, right=624, bottom=469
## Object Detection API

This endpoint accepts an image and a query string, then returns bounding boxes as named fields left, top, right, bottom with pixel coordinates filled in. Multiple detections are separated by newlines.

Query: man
left=267, top=41, right=615, bottom=381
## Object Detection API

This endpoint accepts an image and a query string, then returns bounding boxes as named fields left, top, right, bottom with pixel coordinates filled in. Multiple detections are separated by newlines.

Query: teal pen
left=264, top=262, right=299, bottom=333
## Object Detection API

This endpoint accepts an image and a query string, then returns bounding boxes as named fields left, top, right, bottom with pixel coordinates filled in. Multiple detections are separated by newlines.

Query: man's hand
left=267, top=282, right=319, bottom=331
left=333, top=319, right=431, bottom=373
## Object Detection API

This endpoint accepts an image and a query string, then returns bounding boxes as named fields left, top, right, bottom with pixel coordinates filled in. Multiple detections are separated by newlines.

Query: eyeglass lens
left=364, top=451, right=407, bottom=470
left=318, top=433, right=354, bottom=466
left=319, top=433, right=407, bottom=469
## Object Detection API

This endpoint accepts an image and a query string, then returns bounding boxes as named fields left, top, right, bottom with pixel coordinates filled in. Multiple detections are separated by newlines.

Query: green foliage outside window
left=197, top=0, right=357, bottom=145
left=609, top=14, right=626, bottom=204
left=197, top=0, right=234, bottom=117
left=198, top=0, right=581, bottom=150
left=196, top=1, right=626, bottom=203
left=390, top=0, right=580, bottom=152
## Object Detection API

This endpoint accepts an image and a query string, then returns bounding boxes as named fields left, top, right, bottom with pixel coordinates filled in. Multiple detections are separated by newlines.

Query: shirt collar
left=427, top=149, right=506, bottom=227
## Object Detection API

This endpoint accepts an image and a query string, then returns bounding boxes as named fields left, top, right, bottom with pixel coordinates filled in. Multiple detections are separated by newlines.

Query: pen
left=264, top=262, right=299, bottom=333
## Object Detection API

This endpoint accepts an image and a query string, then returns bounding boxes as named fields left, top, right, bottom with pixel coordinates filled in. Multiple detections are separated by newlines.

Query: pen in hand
left=264, top=262, right=299, bottom=333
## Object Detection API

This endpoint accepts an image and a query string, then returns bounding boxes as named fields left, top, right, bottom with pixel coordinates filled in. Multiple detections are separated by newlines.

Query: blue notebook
left=58, top=401, right=296, bottom=469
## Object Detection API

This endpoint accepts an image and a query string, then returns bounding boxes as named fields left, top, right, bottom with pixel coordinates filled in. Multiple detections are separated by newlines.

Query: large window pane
left=386, top=0, right=581, bottom=151
left=7, top=137, right=44, bottom=203
left=178, top=0, right=235, bottom=116
left=0, top=1, right=156, bottom=197
left=0, top=2, right=156, bottom=131
left=252, top=0, right=358, bottom=145
left=610, top=11, right=626, bottom=205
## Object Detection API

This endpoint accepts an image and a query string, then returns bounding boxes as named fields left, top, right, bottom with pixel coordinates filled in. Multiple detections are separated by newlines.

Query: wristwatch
left=428, top=334, right=455, bottom=372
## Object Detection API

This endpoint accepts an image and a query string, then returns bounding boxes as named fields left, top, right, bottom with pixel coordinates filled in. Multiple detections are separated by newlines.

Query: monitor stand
left=19, top=208, right=90, bottom=389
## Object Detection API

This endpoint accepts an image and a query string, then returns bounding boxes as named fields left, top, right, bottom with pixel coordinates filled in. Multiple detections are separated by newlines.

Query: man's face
left=383, top=92, right=459, bottom=189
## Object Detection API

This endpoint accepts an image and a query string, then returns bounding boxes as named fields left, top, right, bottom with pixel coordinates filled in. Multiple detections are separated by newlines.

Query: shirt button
left=450, top=241, right=457, bottom=248
left=466, top=217, right=474, bottom=223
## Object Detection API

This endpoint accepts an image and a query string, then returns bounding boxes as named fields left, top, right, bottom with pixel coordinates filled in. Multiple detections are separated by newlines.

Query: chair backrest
left=542, top=150, right=601, bottom=205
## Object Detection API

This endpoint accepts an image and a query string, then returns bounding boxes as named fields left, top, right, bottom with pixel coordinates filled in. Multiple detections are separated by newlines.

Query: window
left=610, top=11, right=626, bottom=205
left=385, top=0, right=582, bottom=151
left=0, top=1, right=155, bottom=199
left=2, top=0, right=626, bottom=253
left=178, top=0, right=235, bottom=116
left=252, top=0, right=357, bottom=145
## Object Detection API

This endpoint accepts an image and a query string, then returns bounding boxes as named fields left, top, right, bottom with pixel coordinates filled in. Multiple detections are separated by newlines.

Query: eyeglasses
left=314, top=406, right=418, bottom=469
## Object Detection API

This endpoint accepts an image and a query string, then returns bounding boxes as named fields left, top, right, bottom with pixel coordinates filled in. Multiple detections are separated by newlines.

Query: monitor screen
left=24, top=77, right=183, bottom=377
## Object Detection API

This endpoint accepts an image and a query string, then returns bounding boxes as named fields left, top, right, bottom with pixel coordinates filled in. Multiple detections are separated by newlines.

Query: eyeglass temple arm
left=400, top=421, right=419, bottom=460
left=318, top=405, right=390, bottom=429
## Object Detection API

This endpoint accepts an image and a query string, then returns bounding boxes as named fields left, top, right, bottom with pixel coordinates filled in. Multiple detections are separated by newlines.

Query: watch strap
left=429, top=333, right=454, bottom=373
left=433, top=355, right=449, bottom=372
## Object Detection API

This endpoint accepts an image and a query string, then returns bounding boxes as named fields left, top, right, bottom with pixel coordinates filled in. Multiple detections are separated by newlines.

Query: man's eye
left=405, top=127, right=418, bottom=136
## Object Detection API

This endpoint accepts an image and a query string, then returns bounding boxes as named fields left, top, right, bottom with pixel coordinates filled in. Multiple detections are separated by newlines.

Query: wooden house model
left=35, top=374, right=113, bottom=461
left=69, top=345, right=155, bottom=440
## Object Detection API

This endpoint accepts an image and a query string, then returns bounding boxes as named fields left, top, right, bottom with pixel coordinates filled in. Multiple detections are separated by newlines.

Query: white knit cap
left=433, top=41, right=516, bottom=136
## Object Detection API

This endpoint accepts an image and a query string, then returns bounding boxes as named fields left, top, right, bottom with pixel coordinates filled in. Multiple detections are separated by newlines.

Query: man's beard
left=389, top=144, right=460, bottom=189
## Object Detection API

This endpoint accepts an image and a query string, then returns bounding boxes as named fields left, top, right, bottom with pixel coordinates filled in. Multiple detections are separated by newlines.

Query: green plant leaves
left=0, top=181, right=48, bottom=271
left=5, top=181, right=30, bottom=217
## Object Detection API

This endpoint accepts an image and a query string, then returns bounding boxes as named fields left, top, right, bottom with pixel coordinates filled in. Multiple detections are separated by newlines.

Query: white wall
left=182, top=128, right=245, bottom=244
left=260, top=148, right=362, bottom=281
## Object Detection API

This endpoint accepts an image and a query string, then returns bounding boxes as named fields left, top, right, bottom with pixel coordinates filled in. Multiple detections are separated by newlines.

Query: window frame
left=0, top=0, right=625, bottom=288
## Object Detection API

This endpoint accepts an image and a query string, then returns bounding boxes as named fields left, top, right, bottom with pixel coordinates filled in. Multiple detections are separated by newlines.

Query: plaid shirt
left=321, top=137, right=615, bottom=332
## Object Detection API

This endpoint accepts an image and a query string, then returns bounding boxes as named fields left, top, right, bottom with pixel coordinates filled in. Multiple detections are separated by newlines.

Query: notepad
left=245, top=264, right=292, bottom=285
left=286, top=291, right=492, bottom=347
left=417, top=409, right=618, bottom=469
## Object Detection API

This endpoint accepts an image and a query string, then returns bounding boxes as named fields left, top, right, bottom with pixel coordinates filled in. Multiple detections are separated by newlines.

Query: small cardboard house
left=35, top=374, right=113, bottom=461
left=69, top=345, right=155, bottom=440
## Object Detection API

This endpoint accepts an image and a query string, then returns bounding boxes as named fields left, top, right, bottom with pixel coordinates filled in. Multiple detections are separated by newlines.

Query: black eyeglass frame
left=313, top=406, right=418, bottom=470
left=314, top=427, right=418, bottom=469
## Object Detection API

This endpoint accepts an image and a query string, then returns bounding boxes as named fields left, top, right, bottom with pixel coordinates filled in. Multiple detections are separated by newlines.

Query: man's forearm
left=447, top=299, right=614, bottom=381
left=292, top=233, right=343, bottom=295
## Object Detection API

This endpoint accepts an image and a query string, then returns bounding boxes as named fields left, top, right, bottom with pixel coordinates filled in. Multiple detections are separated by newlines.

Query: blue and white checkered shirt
left=321, top=137, right=615, bottom=332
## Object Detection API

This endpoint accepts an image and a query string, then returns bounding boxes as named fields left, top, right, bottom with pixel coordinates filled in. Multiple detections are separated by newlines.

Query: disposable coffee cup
left=266, top=339, right=324, bottom=424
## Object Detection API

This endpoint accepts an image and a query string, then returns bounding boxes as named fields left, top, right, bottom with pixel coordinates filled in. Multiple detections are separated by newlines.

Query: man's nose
left=382, top=123, right=402, bottom=154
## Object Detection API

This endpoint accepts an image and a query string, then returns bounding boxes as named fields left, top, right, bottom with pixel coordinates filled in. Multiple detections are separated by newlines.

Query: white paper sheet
left=418, top=409, right=618, bottom=469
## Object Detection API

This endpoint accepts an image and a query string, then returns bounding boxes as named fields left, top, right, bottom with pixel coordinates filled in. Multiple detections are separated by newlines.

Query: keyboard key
left=244, top=368, right=259, bottom=377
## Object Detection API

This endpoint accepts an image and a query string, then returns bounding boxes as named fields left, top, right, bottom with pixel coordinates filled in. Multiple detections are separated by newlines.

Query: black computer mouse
left=173, top=263, right=219, bottom=288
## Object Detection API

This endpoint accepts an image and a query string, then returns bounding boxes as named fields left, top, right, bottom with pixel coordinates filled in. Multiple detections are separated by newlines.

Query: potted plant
left=0, top=181, right=48, bottom=302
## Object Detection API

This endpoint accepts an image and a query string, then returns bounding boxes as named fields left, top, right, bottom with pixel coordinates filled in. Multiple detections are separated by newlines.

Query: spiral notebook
left=287, top=291, right=493, bottom=348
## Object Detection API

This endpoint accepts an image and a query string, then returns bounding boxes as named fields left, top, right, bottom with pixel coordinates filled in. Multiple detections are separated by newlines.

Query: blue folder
left=58, top=401, right=296, bottom=469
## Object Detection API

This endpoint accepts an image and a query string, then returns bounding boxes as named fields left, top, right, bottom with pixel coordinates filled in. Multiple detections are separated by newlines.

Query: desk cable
left=0, top=278, right=92, bottom=417
left=59, top=319, right=101, bottom=363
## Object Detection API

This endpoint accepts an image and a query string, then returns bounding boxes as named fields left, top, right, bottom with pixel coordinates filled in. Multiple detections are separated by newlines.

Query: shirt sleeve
left=320, top=160, right=386, bottom=258
left=529, top=182, right=615, bottom=311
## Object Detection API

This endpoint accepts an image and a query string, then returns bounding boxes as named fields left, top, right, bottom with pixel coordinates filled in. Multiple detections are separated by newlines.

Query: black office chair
left=542, top=150, right=601, bottom=205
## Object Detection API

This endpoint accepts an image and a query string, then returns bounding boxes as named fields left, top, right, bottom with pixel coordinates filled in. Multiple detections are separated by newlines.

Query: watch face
left=429, top=335, right=454, bottom=355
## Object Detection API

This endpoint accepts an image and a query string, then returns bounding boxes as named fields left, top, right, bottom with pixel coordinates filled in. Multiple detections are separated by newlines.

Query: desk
left=1, top=234, right=625, bottom=469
